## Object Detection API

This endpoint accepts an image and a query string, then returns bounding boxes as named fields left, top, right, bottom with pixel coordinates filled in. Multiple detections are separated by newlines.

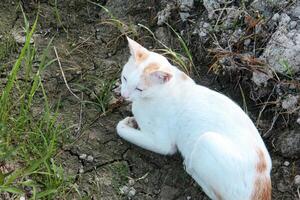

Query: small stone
left=281, top=95, right=299, bottom=110
left=294, top=175, right=300, bottom=185
left=187, top=196, right=192, bottom=200
left=157, top=4, right=173, bottom=26
left=128, top=187, right=136, bottom=197
left=20, top=196, right=26, bottom=200
left=179, top=12, right=190, bottom=21
left=289, top=21, right=297, bottom=29
left=277, top=181, right=289, bottom=192
left=79, top=167, right=84, bottom=174
left=279, top=13, right=291, bottom=27
left=297, top=117, right=300, bottom=125
left=244, top=39, right=251, bottom=47
left=276, top=128, right=300, bottom=158
left=119, top=185, right=129, bottom=195
left=283, top=161, right=290, bottom=166
left=79, top=154, right=87, bottom=160
left=272, top=13, right=280, bottom=21
left=87, top=155, right=94, bottom=162
left=128, top=179, right=135, bottom=186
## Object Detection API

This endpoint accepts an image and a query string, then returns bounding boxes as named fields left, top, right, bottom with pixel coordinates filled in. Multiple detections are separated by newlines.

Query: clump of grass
left=110, top=162, right=129, bottom=189
left=279, top=59, right=294, bottom=79
left=138, top=23, right=196, bottom=76
left=0, top=8, right=72, bottom=199
left=0, top=33, right=17, bottom=61
left=77, top=78, right=117, bottom=114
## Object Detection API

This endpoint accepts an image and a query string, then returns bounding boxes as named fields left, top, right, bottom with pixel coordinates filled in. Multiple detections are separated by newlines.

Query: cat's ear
left=127, top=37, right=149, bottom=63
left=149, top=70, right=173, bottom=84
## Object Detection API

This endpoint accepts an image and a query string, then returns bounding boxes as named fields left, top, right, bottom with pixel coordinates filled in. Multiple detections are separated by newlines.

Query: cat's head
left=120, top=37, right=174, bottom=101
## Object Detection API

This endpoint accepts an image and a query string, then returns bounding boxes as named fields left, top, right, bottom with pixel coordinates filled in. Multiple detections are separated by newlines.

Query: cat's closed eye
left=135, top=87, right=143, bottom=92
left=122, top=76, right=127, bottom=82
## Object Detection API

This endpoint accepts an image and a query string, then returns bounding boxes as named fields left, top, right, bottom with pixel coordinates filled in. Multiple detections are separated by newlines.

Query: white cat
left=116, top=37, right=272, bottom=200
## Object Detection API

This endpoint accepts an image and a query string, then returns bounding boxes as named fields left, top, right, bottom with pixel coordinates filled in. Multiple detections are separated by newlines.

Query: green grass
left=0, top=8, right=73, bottom=199
left=279, top=59, right=294, bottom=79
left=110, top=161, right=129, bottom=191
left=138, top=23, right=196, bottom=76
left=0, top=32, right=17, bottom=62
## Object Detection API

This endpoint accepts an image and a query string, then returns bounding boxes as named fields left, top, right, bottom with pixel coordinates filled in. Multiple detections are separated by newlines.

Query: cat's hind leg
left=117, top=117, right=177, bottom=155
left=185, top=132, right=256, bottom=200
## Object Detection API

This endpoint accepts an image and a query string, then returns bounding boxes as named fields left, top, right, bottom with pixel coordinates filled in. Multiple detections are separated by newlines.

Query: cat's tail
left=250, top=174, right=271, bottom=200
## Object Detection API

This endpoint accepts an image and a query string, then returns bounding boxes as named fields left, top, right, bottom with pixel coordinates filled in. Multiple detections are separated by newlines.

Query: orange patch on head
left=256, top=148, right=267, bottom=173
left=251, top=176, right=271, bottom=200
left=135, top=50, right=149, bottom=64
left=143, top=62, right=160, bottom=75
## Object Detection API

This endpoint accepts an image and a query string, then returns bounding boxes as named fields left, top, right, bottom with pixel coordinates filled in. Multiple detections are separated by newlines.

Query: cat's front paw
left=117, top=117, right=139, bottom=130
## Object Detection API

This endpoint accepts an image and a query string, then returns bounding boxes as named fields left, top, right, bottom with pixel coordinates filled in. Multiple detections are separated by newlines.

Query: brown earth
left=0, top=0, right=299, bottom=199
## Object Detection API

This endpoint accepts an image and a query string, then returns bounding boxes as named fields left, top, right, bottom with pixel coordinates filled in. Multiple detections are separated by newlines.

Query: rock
left=261, top=28, right=300, bottom=74
left=294, top=175, right=300, bottom=185
left=277, top=181, right=290, bottom=192
left=276, top=128, right=300, bottom=158
left=251, top=0, right=289, bottom=17
left=128, top=179, right=135, bottom=186
left=281, top=95, right=299, bottom=111
left=278, top=13, right=291, bottom=27
left=12, top=30, right=34, bottom=44
left=119, top=185, right=136, bottom=198
left=79, top=154, right=87, bottom=160
left=119, top=185, right=130, bottom=195
left=202, top=0, right=221, bottom=19
left=128, top=187, right=136, bottom=198
left=178, top=0, right=194, bottom=21
left=251, top=70, right=272, bottom=87
left=178, top=0, right=194, bottom=12
left=87, top=155, right=94, bottom=162
left=157, top=4, right=173, bottom=26
left=272, top=13, right=280, bottom=22
left=289, top=21, right=297, bottom=29
left=155, top=27, right=171, bottom=46
left=159, top=185, right=179, bottom=200
left=193, top=20, right=211, bottom=42
left=283, top=161, right=290, bottom=166
left=179, top=12, right=190, bottom=22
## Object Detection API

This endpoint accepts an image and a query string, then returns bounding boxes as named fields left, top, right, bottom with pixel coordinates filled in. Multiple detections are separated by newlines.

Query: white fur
left=117, top=38, right=272, bottom=200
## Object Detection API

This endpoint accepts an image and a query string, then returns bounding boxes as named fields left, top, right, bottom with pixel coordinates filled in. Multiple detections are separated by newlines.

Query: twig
left=54, top=46, right=83, bottom=136
left=75, top=92, right=84, bottom=135
left=53, top=46, right=80, bottom=100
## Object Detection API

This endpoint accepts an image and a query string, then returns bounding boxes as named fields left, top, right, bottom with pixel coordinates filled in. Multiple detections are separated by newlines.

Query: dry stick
left=54, top=46, right=83, bottom=134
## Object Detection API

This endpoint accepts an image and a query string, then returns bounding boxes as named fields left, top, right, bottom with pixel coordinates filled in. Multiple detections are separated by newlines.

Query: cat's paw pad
left=126, top=117, right=139, bottom=129
left=117, top=117, right=139, bottom=131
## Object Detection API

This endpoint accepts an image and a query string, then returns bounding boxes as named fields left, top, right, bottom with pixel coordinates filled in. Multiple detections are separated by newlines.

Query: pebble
left=79, top=167, right=84, bottom=174
left=128, top=179, right=135, bottom=186
left=244, top=39, right=251, bottom=47
left=297, top=117, right=300, bottom=125
left=20, top=197, right=26, bottom=200
left=289, top=21, right=297, bottom=29
left=119, top=185, right=129, bottom=194
left=272, top=13, right=280, bottom=22
left=294, top=175, right=300, bottom=185
left=128, top=187, right=136, bottom=197
left=283, top=161, right=290, bottom=166
left=87, top=155, right=94, bottom=162
left=79, top=154, right=87, bottom=160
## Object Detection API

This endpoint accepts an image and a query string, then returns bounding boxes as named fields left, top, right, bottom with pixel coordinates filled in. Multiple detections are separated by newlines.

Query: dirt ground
left=1, top=0, right=300, bottom=199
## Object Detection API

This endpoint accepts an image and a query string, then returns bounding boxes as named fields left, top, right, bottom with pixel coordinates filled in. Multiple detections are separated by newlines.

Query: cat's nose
left=121, top=91, right=130, bottom=99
